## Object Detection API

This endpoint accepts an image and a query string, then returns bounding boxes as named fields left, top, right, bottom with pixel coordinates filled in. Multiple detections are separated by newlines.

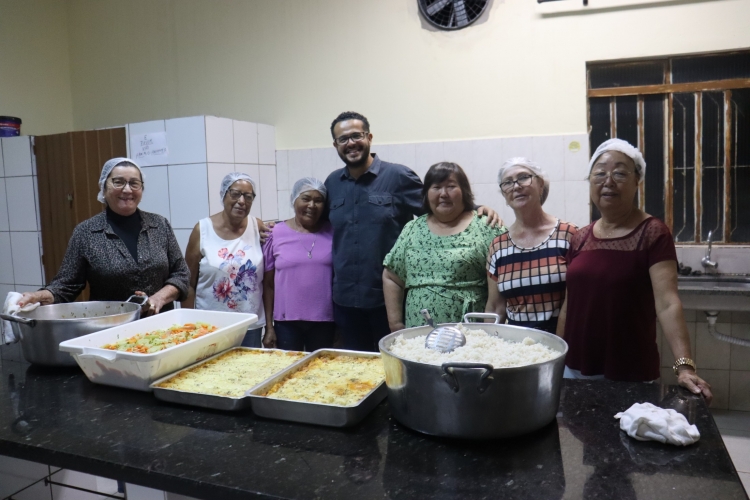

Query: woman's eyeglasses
left=110, top=178, right=143, bottom=191
left=227, top=189, right=256, bottom=202
left=589, top=170, right=631, bottom=184
left=499, top=174, right=536, bottom=193
left=334, top=132, right=368, bottom=145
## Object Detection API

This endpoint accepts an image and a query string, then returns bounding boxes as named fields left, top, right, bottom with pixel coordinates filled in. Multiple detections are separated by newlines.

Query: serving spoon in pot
left=421, top=308, right=466, bottom=353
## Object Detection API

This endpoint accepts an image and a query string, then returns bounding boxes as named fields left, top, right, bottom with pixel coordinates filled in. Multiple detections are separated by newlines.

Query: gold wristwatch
left=673, top=357, right=696, bottom=376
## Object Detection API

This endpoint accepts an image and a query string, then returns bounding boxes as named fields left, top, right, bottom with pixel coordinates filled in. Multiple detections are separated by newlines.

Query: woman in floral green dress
left=383, top=162, right=506, bottom=330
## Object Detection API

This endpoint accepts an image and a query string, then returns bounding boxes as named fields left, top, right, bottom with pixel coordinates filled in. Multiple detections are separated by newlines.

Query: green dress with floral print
left=383, top=212, right=506, bottom=328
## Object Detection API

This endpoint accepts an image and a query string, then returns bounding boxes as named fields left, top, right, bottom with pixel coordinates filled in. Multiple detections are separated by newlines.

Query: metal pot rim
left=379, top=322, right=568, bottom=372
left=16, top=301, right=142, bottom=323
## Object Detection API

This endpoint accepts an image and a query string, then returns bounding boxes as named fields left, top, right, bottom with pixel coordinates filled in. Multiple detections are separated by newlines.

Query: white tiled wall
left=279, top=133, right=591, bottom=228
left=0, top=136, right=45, bottom=294
left=126, top=116, right=277, bottom=226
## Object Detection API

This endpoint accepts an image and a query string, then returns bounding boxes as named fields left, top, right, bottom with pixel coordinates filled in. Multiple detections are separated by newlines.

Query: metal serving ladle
left=421, top=309, right=466, bottom=353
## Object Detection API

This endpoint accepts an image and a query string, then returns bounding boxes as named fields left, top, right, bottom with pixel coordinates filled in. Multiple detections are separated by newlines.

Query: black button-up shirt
left=324, top=155, right=424, bottom=308
left=44, top=210, right=190, bottom=305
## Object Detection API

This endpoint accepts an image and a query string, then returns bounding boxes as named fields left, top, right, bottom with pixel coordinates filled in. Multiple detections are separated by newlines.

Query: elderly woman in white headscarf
left=183, top=172, right=267, bottom=346
left=556, top=139, right=712, bottom=403
left=18, top=157, right=189, bottom=315
left=485, top=158, right=577, bottom=333
left=261, top=177, right=334, bottom=351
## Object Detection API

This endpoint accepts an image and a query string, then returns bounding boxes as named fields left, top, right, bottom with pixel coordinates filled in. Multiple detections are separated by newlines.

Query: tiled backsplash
left=0, top=136, right=45, bottom=303
left=659, top=310, right=750, bottom=411
left=275, top=133, right=592, bottom=227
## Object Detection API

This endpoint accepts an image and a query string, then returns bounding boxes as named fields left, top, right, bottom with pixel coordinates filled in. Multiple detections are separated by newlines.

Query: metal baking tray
left=247, top=349, right=387, bottom=427
left=149, top=347, right=309, bottom=411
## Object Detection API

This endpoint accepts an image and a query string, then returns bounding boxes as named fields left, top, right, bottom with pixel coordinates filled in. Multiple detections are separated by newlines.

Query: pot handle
left=0, top=313, right=36, bottom=327
left=126, top=294, right=149, bottom=306
left=441, top=362, right=494, bottom=394
left=462, top=312, right=500, bottom=324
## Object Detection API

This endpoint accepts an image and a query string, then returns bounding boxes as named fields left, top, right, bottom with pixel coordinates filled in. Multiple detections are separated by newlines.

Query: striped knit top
left=486, top=220, right=577, bottom=333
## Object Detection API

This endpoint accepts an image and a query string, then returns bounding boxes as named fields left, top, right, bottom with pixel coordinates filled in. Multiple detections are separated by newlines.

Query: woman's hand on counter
left=677, top=368, right=713, bottom=405
left=263, top=325, right=277, bottom=348
left=18, top=290, right=54, bottom=308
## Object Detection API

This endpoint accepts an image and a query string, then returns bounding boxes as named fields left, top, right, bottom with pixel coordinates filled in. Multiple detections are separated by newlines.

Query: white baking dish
left=59, top=309, right=258, bottom=391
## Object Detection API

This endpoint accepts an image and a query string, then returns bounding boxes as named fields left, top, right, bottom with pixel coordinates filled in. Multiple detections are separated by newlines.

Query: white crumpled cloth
left=2, top=292, right=40, bottom=344
left=615, top=402, right=700, bottom=446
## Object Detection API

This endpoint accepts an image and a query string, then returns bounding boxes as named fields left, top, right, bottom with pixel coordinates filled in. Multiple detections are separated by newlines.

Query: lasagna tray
left=248, top=349, right=387, bottom=427
left=150, top=347, right=307, bottom=410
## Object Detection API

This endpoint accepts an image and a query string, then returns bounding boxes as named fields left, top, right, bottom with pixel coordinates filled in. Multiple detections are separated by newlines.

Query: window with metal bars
left=587, top=51, right=750, bottom=243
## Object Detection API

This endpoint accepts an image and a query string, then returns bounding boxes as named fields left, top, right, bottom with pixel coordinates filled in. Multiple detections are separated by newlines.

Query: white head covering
left=588, top=138, right=646, bottom=178
left=497, top=157, right=550, bottom=205
left=97, top=157, right=143, bottom=204
left=290, top=177, right=327, bottom=207
left=220, top=172, right=257, bottom=200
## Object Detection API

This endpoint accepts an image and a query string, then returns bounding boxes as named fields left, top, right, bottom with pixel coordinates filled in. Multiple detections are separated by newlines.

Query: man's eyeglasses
left=334, top=132, right=369, bottom=146
left=110, top=178, right=143, bottom=191
left=589, top=170, right=631, bottom=184
left=499, top=174, right=536, bottom=193
left=227, top=188, right=256, bottom=202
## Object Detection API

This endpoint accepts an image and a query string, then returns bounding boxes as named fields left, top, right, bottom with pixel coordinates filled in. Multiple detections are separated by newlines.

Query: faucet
left=701, top=230, right=718, bottom=271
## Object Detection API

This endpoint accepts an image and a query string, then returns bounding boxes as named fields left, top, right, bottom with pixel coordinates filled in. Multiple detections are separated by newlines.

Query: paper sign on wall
left=130, top=132, right=168, bottom=164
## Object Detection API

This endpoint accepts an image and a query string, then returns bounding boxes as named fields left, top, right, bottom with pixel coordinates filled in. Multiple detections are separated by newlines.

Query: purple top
left=263, top=221, right=334, bottom=322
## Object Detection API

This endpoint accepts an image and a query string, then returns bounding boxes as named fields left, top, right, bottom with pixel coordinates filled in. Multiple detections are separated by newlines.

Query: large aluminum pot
left=0, top=295, right=146, bottom=366
left=378, top=313, right=568, bottom=439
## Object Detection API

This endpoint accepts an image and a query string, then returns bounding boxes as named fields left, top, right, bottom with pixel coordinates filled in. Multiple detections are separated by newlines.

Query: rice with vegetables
left=388, top=324, right=560, bottom=368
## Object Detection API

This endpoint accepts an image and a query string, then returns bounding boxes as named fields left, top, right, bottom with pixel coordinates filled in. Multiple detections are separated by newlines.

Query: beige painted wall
left=64, top=0, right=750, bottom=149
left=3, top=0, right=749, bottom=146
left=0, top=0, right=74, bottom=136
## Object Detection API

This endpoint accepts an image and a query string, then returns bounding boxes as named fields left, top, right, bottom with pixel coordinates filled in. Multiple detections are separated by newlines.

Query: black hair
left=330, top=111, right=370, bottom=139
left=422, top=162, right=475, bottom=215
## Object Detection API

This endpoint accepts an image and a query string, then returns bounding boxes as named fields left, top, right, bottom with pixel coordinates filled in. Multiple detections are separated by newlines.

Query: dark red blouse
left=563, top=217, right=677, bottom=382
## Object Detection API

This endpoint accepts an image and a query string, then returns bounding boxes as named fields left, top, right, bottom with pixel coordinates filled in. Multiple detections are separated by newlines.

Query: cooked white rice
left=388, top=324, right=560, bottom=368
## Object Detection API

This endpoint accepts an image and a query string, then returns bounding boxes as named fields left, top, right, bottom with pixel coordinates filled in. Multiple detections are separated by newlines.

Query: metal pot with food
left=378, top=313, right=568, bottom=439
left=0, top=295, right=146, bottom=366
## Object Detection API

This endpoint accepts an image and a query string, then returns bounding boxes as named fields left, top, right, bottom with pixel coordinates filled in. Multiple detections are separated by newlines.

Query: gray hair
left=97, top=157, right=143, bottom=204
left=497, top=157, right=550, bottom=205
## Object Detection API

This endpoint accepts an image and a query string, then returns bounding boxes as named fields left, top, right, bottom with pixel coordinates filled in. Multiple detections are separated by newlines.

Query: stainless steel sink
left=678, top=275, right=750, bottom=311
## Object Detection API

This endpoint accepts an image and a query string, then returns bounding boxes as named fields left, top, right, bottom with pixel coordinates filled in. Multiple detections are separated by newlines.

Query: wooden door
left=34, top=128, right=127, bottom=299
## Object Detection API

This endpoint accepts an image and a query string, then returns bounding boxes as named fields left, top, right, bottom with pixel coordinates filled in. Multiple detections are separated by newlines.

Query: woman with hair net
left=557, top=138, right=712, bottom=403
left=261, top=177, right=334, bottom=350
left=18, top=158, right=189, bottom=315
left=183, top=172, right=267, bottom=347
left=485, top=157, right=577, bottom=333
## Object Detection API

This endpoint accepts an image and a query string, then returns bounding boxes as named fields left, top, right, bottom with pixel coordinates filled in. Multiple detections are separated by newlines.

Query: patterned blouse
left=44, top=210, right=190, bottom=306
left=486, top=220, right=577, bottom=333
left=383, top=213, right=506, bottom=327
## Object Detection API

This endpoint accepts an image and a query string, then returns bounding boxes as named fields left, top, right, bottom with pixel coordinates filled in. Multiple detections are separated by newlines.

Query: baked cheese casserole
left=262, top=354, right=385, bottom=406
left=156, top=349, right=306, bottom=397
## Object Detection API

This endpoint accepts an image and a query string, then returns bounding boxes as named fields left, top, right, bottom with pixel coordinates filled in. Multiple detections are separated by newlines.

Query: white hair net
left=497, top=157, right=550, bottom=205
left=220, top=172, right=257, bottom=201
left=97, top=157, right=143, bottom=204
left=588, top=138, right=646, bottom=178
left=290, top=177, right=327, bottom=207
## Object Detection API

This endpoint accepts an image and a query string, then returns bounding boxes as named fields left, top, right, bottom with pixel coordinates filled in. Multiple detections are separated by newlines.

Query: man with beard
left=324, top=111, right=499, bottom=351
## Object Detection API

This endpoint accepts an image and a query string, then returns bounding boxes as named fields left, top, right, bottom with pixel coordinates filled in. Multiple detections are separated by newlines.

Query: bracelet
left=673, top=357, right=696, bottom=376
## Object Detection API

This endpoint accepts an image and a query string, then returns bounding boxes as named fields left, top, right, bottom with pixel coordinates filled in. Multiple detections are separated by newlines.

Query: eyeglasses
left=499, top=174, right=536, bottom=193
left=334, top=132, right=369, bottom=146
left=109, top=178, right=143, bottom=191
left=227, top=188, right=256, bottom=202
left=589, top=170, right=631, bottom=184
